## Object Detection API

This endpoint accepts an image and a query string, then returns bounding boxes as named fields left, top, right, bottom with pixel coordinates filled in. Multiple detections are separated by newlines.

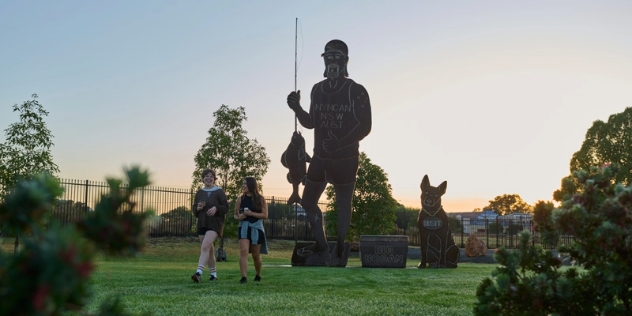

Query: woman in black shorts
left=191, top=169, right=228, bottom=283
left=234, top=177, right=268, bottom=283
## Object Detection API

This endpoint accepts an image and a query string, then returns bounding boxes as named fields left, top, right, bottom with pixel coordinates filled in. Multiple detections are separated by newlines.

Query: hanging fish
left=281, top=131, right=311, bottom=205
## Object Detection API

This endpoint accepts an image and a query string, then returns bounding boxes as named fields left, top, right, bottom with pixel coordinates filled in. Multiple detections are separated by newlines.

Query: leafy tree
left=192, top=104, right=270, bottom=251
left=532, top=200, right=557, bottom=245
left=394, top=206, right=419, bottom=230
left=484, top=194, right=533, bottom=216
left=448, top=216, right=462, bottom=234
left=475, top=164, right=632, bottom=315
left=0, top=94, right=59, bottom=197
left=0, top=94, right=59, bottom=251
left=155, top=206, right=194, bottom=235
left=506, top=223, right=524, bottom=235
left=0, top=166, right=154, bottom=315
left=487, top=222, right=503, bottom=235
left=192, top=104, right=270, bottom=200
left=325, top=152, right=398, bottom=241
left=52, top=200, right=90, bottom=223
left=569, top=107, right=632, bottom=186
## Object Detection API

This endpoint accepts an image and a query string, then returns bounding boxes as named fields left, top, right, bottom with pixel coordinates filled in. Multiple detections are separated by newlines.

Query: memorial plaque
left=360, top=235, right=408, bottom=268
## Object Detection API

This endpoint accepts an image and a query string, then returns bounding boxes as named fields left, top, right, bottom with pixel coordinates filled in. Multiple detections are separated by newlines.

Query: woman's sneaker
left=209, top=275, right=217, bottom=281
left=191, top=272, right=201, bottom=283
left=254, top=275, right=261, bottom=282
left=240, top=277, right=247, bottom=284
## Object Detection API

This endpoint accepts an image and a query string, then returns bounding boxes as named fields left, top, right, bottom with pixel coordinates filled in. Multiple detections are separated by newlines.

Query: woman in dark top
left=191, top=169, right=228, bottom=283
left=234, top=177, right=268, bottom=283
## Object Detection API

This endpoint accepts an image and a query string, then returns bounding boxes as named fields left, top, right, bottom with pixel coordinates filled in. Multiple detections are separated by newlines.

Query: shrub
left=475, top=164, right=632, bottom=315
left=0, top=167, right=154, bottom=315
left=506, top=223, right=523, bottom=236
left=487, top=222, right=503, bottom=235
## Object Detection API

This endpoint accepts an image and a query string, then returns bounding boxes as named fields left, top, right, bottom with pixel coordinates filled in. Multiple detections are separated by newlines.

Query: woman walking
left=234, top=177, right=268, bottom=283
left=191, top=169, right=228, bottom=282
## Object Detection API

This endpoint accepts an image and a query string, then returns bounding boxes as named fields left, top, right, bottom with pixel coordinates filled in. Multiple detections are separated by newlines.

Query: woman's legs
left=239, top=238, right=250, bottom=278
left=206, top=233, right=217, bottom=279
left=197, top=231, right=218, bottom=272
left=251, top=244, right=262, bottom=279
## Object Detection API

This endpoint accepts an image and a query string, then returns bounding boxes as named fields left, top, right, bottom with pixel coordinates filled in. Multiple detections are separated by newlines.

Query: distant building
left=448, top=209, right=497, bottom=234
left=449, top=210, right=534, bottom=234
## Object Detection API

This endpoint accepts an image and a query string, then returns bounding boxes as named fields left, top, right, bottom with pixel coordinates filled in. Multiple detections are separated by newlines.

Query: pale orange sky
left=1, top=1, right=631, bottom=212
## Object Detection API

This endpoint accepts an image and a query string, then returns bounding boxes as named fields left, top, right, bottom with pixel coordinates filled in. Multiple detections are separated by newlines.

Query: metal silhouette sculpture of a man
left=287, top=39, right=372, bottom=266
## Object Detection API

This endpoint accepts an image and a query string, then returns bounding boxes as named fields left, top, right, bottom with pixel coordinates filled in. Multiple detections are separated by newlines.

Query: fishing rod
left=294, top=17, right=298, bottom=133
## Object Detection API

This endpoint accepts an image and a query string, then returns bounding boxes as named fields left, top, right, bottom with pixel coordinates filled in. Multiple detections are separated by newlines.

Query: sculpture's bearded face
left=323, top=52, right=347, bottom=79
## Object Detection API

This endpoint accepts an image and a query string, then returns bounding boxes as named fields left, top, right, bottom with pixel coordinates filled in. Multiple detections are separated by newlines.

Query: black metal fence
left=49, top=179, right=326, bottom=241
left=393, top=218, right=575, bottom=249
left=2, top=179, right=575, bottom=249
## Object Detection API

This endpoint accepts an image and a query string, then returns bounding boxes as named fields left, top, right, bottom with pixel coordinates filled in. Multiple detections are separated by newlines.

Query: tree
left=394, top=206, right=419, bottom=230
left=448, top=216, right=463, bottom=234
left=570, top=107, right=632, bottom=186
left=52, top=200, right=90, bottom=223
left=192, top=104, right=270, bottom=252
left=0, top=94, right=59, bottom=252
left=484, top=194, right=533, bottom=216
left=192, top=105, right=270, bottom=200
left=155, top=206, right=194, bottom=235
left=325, top=152, right=398, bottom=241
left=0, top=94, right=59, bottom=197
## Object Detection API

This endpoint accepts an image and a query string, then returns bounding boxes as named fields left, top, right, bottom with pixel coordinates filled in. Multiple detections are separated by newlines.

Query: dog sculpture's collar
left=422, top=206, right=443, bottom=217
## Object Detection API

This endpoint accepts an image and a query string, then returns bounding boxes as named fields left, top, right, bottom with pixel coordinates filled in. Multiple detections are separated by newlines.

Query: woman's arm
left=233, top=196, right=246, bottom=221
left=259, top=198, right=268, bottom=219
left=243, top=197, right=268, bottom=220
left=192, top=191, right=201, bottom=217
left=215, top=190, right=229, bottom=216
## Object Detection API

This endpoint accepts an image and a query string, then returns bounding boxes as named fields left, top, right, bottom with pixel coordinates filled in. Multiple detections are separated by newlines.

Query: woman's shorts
left=197, top=227, right=218, bottom=236
left=238, top=227, right=265, bottom=245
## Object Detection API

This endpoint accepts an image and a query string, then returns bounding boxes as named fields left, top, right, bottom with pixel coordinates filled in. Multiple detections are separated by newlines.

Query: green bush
left=0, top=167, right=154, bottom=315
left=448, top=216, right=463, bottom=233
left=475, top=164, right=632, bottom=315
left=487, top=222, right=503, bottom=235
left=506, top=223, right=523, bottom=235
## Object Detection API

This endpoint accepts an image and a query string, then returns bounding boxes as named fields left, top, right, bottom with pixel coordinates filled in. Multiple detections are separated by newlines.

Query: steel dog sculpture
left=417, top=175, right=459, bottom=268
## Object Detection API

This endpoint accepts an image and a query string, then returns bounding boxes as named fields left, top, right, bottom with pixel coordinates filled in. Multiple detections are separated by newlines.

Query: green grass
left=69, top=238, right=496, bottom=316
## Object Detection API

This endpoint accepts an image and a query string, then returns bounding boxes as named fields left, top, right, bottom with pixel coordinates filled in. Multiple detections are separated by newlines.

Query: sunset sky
left=1, top=1, right=631, bottom=212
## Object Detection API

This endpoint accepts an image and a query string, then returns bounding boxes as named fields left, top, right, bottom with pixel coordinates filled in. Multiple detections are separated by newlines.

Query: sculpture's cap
left=321, top=39, right=348, bottom=57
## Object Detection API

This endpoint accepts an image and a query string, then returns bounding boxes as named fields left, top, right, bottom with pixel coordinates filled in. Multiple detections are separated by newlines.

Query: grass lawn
left=65, top=237, right=495, bottom=316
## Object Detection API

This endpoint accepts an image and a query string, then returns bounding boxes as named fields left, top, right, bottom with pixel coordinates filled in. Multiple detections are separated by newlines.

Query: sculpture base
left=360, top=235, right=408, bottom=268
left=291, top=241, right=350, bottom=267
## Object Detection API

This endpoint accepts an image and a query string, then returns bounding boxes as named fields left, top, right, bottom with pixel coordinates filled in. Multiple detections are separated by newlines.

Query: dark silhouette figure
left=287, top=39, right=372, bottom=266
left=417, top=175, right=459, bottom=268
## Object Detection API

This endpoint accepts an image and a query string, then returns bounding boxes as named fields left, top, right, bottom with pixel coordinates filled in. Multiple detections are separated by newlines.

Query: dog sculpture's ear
left=421, top=175, right=430, bottom=190
left=437, top=181, right=447, bottom=196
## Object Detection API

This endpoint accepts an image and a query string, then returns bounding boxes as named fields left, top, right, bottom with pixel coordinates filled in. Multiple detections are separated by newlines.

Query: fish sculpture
left=281, top=131, right=311, bottom=205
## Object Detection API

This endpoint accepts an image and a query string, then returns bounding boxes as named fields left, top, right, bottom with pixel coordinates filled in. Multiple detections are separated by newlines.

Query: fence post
left=140, top=187, right=145, bottom=214
left=496, top=217, right=500, bottom=248
left=460, top=218, right=464, bottom=248
left=84, top=180, right=89, bottom=213
left=485, top=218, right=488, bottom=248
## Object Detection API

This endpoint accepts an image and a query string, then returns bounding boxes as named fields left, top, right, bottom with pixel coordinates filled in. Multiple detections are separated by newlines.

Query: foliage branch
left=0, top=167, right=154, bottom=315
